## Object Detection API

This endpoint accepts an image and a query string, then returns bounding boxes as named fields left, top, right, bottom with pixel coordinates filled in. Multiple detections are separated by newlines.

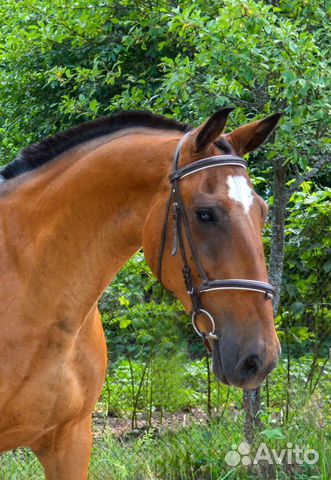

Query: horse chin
left=211, top=337, right=230, bottom=385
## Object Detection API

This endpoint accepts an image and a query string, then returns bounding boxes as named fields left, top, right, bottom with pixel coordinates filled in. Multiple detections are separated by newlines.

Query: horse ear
left=226, top=113, right=282, bottom=156
left=194, top=107, right=234, bottom=152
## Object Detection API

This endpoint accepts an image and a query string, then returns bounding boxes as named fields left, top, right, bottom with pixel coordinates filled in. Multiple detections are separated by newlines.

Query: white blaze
left=227, top=175, right=254, bottom=215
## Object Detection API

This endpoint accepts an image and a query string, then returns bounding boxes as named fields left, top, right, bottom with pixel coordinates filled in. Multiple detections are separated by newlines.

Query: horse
left=0, top=108, right=281, bottom=479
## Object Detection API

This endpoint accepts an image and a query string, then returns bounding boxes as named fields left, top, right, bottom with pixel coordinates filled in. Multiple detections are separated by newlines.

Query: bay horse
left=0, top=108, right=281, bottom=479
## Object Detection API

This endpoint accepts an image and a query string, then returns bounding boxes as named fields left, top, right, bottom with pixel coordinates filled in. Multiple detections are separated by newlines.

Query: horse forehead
left=226, top=174, right=254, bottom=215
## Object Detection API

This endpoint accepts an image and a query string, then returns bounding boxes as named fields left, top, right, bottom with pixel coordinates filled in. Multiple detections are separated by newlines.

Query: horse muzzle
left=211, top=333, right=281, bottom=389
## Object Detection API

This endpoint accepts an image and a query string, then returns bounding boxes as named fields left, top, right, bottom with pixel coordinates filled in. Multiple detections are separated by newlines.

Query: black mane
left=0, top=111, right=189, bottom=180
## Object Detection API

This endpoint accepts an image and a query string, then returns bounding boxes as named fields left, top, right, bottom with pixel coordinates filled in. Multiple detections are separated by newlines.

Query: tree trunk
left=243, top=157, right=288, bottom=448
left=243, top=388, right=262, bottom=443
left=269, top=156, right=287, bottom=316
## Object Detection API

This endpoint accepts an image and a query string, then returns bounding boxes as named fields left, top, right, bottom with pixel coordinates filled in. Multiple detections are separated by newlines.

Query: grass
left=0, top=449, right=44, bottom=480
left=1, top=404, right=330, bottom=479
left=90, top=402, right=331, bottom=480
left=1, top=354, right=330, bottom=479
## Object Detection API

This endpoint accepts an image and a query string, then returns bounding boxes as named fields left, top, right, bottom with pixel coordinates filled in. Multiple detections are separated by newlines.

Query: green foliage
left=1, top=0, right=331, bottom=185
left=98, top=251, right=203, bottom=360
left=276, top=183, right=331, bottom=355
left=100, top=354, right=242, bottom=419
left=286, top=184, right=331, bottom=291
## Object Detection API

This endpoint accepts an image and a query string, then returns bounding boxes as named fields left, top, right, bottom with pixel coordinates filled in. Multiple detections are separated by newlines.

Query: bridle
left=157, top=132, right=275, bottom=344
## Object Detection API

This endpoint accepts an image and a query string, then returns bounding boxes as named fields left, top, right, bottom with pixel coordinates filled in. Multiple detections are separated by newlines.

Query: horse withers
left=0, top=108, right=281, bottom=479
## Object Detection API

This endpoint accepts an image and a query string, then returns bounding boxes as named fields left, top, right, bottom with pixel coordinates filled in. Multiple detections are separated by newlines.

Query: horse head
left=143, top=108, right=281, bottom=389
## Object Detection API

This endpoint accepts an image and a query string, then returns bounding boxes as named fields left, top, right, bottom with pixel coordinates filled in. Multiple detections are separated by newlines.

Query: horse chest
left=0, top=315, right=106, bottom=451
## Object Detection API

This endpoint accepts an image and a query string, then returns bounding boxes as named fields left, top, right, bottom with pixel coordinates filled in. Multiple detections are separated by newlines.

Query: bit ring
left=191, top=309, right=218, bottom=340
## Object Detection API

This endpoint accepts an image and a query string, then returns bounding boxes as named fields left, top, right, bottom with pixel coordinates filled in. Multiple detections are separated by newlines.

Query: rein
left=157, top=132, right=275, bottom=343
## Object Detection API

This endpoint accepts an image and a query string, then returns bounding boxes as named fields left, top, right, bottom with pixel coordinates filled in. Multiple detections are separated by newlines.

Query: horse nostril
left=237, top=354, right=261, bottom=380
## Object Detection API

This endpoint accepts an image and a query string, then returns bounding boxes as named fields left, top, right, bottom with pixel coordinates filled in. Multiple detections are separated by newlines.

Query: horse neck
left=4, top=131, right=178, bottom=318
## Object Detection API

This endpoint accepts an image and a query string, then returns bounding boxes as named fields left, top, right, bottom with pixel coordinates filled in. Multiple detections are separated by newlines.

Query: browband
left=170, top=156, right=247, bottom=182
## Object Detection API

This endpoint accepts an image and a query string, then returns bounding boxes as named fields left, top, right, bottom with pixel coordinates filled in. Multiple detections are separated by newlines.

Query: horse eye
left=196, top=209, right=215, bottom=223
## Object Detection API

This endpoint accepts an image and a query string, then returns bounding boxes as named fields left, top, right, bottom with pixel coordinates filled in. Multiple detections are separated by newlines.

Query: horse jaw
left=211, top=337, right=230, bottom=385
